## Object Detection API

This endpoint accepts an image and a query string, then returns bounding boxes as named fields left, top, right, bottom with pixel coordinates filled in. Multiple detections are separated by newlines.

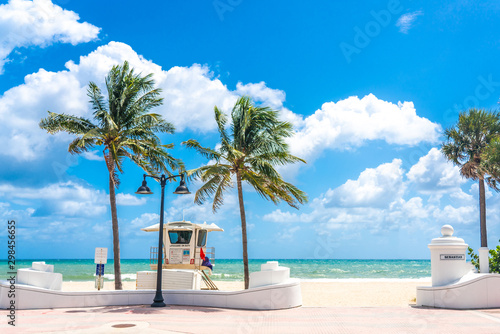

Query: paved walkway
left=1, top=305, right=500, bottom=333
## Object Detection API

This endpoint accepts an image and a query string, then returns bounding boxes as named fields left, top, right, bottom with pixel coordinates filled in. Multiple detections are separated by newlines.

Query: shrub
left=468, top=240, right=500, bottom=273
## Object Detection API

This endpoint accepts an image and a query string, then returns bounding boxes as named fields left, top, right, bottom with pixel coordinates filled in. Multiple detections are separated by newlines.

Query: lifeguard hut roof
left=141, top=220, right=224, bottom=232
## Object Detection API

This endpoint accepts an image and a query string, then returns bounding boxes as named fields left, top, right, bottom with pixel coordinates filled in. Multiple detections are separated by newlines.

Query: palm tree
left=183, top=96, right=308, bottom=289
left=40, top=61, right=181, bottom=290
left=442, top=108, right=500, bottom=248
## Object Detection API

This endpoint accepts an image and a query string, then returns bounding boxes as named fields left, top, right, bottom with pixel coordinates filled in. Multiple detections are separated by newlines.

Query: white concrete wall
left=417, top=273, right=500, bottom=309
left=0, top=279, right=301, bottom=310
left=17, top=269, right=62, bottom=290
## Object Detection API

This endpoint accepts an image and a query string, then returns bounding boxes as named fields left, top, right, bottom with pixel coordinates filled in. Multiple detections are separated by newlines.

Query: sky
left=1, top=0, right=500, bottom=261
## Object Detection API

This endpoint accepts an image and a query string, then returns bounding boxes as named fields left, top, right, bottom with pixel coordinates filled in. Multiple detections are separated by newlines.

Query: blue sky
left=1, top=0, right=500, bottom=260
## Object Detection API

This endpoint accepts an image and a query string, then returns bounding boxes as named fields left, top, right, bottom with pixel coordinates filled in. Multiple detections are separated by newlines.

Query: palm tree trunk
left=109, top=173, right=123, bottom=290
left=236, top=171, right=250, bottom=289
left=479, top=178, right=488, bottom=248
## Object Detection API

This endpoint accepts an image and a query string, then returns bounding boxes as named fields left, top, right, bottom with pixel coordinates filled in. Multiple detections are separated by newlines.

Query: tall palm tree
left=183, top=96, right=308, bottom=289
left=442, top=108, right=500, bottom=248
left=40, top=61, right=181, bottom=290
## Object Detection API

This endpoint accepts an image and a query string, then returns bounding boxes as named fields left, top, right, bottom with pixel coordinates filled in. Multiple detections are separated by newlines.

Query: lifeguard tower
left=136, top=220, right=223, bottom=290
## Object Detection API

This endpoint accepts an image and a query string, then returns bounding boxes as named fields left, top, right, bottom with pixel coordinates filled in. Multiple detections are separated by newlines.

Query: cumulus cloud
left=321, top=159, right=405, bottom=208
left=407, top=147, right=465, bottom=194
left=264, top=150, right=486, bottom=237
left=0, top=181, right=144, bottom=218
left=0, top=42, right=284, bottom=162
left=262, top=209, right=300, bottom=223
left=0, top=0, right=100, bottom=73
left=116, top=193, right=146, bottom=206
left=125, top=212, right=160, bottom=236
left=265, top=159, right=409, bottom=232
left=235, top=82, right=285, bottom=109
left=396, top=10, right=423, bottom=34
left=288, top=94, right=441, bottom=160
left=0, top=181, right=107, bottom=216
left=0, top=41, right=441, bottom=170
left=81, top=150, right=103, bottom=161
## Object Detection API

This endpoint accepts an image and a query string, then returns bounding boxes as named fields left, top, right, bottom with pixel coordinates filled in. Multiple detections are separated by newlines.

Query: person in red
left=200, top=248, right=213, bottom=270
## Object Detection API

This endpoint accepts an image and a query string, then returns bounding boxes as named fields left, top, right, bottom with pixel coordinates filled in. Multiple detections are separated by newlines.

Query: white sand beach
left=61, top=279, right=430, bottom=307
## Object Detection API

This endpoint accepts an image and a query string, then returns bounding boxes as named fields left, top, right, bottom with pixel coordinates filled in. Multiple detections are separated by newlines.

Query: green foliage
left=40, top=61, right=182, bottom=184
left=468, top=241, right=500, bottom=273
left=183, top=96, right=308, bottom=212
left=467, top=247, right=480, bottom=271
left=183, top=96, right=308, bottom=289
left=490, top=241, right=500, bottom=273
left=39, top=61, right=181, bottom=289
left=442, top=108, right=500, bottom=248
left=441, top=108, right=500, bottom=184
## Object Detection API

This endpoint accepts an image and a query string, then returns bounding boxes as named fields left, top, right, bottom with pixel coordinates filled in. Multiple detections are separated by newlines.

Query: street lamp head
left=173, top=174, right=191, bottom=195
left=135, top=176, right=153, bottom=195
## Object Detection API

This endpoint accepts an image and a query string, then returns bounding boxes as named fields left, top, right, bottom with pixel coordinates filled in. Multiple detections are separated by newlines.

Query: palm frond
left=39, top=112, right=96, bottom=135
left=182, top=139, right=221, bottom=161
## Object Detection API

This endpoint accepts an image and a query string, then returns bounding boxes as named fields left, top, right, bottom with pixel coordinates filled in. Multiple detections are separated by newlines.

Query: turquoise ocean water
left=1, top=259, right=430, bottom=282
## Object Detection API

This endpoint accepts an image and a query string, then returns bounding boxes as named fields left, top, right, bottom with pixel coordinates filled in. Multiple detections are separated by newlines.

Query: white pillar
left=428, top=225, right=469, bottom=287
left=478, top=247, right=490, bottom=273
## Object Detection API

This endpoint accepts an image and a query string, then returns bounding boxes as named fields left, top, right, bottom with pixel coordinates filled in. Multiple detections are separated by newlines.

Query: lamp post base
left=151, top=291, right=166, bottom=307
left=151, top=300, right=166, bottom=307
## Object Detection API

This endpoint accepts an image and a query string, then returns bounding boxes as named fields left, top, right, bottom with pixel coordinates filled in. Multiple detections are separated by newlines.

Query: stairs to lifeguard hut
left=148, top=246, right=218, bottom=290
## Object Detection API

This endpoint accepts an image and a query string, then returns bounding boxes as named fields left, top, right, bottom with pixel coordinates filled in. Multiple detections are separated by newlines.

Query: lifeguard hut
left=136, top=220, right=223, bottom=290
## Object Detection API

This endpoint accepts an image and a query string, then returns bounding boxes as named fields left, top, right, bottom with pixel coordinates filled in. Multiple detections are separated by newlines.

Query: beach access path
left=1, top=304, right=500, bottom=333
left=2, top=280, right=500, bottom=332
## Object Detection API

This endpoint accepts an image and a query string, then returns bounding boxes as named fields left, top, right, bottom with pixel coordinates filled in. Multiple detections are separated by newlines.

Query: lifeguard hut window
left=168, top=231, right=192, bottom=244
left=197, top=230, right=207, bottom=247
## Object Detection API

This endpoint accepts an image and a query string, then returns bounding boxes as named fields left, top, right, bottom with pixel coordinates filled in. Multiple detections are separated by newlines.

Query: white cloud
left=0, top=0, right=100, bottom=73
left=265, top=160, right=408, bottom=233
left=116, top=193, right=146, bottom=206
left=0, top=41, right=284, bottom=162
left=396, top=11, right=423, bottom=34
left=263, top=154, right=486, bottom=237
left=433, top=205, right=476, bottom=225
left=263, top=209, right=300, bottom=223
left=81, top=150, right=103, bottom=161
left=276, top=226, right=301, bottom=241
left=235, top=82, right=285, bottom=110
left=407, top=147, right=465, bottom=194
left=159, top=64, right=238, bottom=132
left=0, top=41, right=441, bottom=170
left=321, top=159, right=405, bottom=208
left=0, top=181, right=107, bottom=216
left=469, top=183, right=493, bottom=200
left=126, top=212, right=160, bottom=236
left=130, top=212, right=159, bottom=229
left=288, top=94, right=441, bottom=161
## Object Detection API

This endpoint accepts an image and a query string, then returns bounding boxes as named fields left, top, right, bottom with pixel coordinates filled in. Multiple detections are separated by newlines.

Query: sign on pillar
left=94, top=247, right=108, bottom=291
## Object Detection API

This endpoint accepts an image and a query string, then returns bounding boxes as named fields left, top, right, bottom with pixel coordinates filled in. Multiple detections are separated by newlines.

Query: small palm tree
left=40, top=61, right=181, bottom=289
left=442, top=108, right=500, bottom=248
left=183, top=96, right=308, bottom=289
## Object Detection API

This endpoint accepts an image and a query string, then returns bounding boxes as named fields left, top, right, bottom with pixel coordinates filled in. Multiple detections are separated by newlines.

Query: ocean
left=1, top=259, right=431, bottom=282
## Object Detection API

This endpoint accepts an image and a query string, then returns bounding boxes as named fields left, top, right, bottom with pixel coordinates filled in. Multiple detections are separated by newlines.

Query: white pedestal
left=428, top=225, right=468, bottom=286
left=479, top=247, right=490, bottom=273
left=249, top=261, right=290, bottom=288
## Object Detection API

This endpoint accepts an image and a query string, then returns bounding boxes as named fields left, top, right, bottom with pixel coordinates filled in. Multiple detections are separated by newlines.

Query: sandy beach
left=61, top=279, right=430, bottom=307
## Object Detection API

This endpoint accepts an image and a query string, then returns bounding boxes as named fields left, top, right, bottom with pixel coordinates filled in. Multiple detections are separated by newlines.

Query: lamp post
left=136, top=173, right=190, bottom=307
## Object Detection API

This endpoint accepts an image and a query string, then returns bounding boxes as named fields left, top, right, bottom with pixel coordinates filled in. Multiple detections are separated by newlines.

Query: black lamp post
left=136, top=173, right=190, bottom=307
